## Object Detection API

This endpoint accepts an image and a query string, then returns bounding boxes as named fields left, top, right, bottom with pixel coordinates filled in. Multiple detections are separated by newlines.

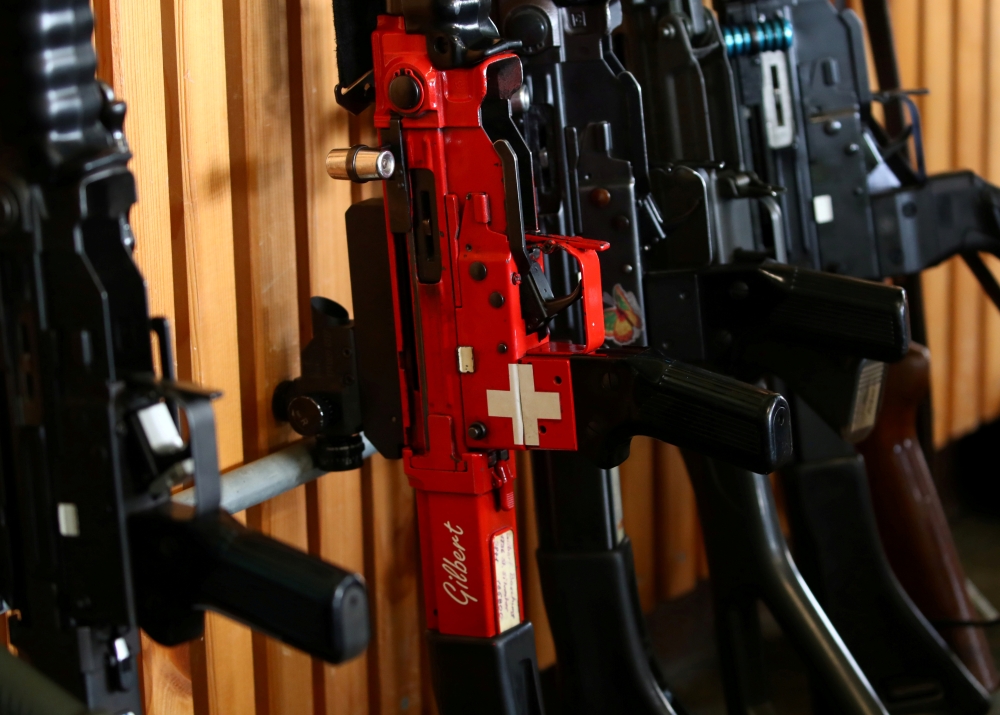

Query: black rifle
left=620, top=0, right=995, bottom=712
left=0, top=2, right=370, bottom=711
left=498, top=2, right=916, bottom=715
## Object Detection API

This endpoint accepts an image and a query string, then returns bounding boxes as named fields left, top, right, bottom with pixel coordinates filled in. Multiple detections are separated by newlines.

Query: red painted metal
left=372, top=15, right=608, bottom=638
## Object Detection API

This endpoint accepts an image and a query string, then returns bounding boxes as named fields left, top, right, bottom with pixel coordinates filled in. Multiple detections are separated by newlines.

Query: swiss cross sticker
left=486, top=364, right=561, bottom=446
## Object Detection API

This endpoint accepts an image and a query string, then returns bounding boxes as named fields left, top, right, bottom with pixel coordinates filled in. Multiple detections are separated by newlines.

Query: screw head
left=613, top=214, right=631, bottom=231
left=845, top=142, right=860, bottom=155
left=469, top=262, right=487, bottom=281
left=497, top=343, right=508, bottom=354
left=389, top=74, right=423, bottom=112
left=468, top=422, right=488, bottom=440
left=375, top=151, right=396, bottom=179
left=506, top=7, right=550, bottom=53
left=589, top=188, right=612, bottom=208
left=824, top=120, right=843, bottom=136
left=489, top=291, right=505, bottom=308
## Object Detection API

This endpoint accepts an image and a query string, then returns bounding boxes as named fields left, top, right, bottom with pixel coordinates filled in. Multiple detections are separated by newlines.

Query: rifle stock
left=858, top=344, right=1000, bottom=691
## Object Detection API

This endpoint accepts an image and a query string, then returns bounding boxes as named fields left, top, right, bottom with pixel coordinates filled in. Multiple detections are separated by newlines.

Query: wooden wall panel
left=619, top=437, right=657, bottom=613
left=362, top=456, right=425, bottom=715
left=948, top=0, right=988, bottom=436
left=159, top=0, right=254, bottom=712
left=221, top=0, right=314, bottom=714
left=654, top=443, right=699, bottom=600
left=162, top=0, right=245, bottom=469
left=917, top=0, right=957, bottom=448
left=286, top=0, right=370, bottom=711
left=979, top=0, right=1000, bottom=422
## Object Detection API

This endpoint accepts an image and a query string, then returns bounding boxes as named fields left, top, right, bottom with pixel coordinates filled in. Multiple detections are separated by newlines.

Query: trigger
left=544, top=280, right=583, bottom=316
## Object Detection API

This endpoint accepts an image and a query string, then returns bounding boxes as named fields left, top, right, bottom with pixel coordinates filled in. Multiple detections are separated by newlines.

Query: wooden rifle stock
left=858, top=344, right=999, bottom=691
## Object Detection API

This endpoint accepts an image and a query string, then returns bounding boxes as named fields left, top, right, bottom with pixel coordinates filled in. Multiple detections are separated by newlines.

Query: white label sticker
left=813, top=194, right=835, bottom=225
left=137, top=402, right=184, bottom=455
left=848, top=360, right=886, bottom=438
left=761, top=51, right=795, bottom=149
left=57, top=503, right=80, bottom=537
left=609, top=467, right=626, bottom=545
left=492, top=529, right=521, bottom=633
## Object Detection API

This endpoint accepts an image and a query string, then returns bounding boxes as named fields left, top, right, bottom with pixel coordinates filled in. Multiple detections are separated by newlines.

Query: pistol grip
left=569, top=351, right=792, bottom=474
left=703, top=263, right=910, bottom=362
left=131, top=504, right=370, bottom=665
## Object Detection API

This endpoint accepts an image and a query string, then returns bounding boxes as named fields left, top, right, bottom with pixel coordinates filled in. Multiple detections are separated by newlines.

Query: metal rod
left=174, top=437, right=377, bottom=514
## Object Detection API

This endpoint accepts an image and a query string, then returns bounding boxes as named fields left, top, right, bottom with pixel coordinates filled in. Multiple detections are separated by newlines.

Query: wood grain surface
left=221, top=0, right=313, bottom=713
left=160, top=0, right=256, bottom=712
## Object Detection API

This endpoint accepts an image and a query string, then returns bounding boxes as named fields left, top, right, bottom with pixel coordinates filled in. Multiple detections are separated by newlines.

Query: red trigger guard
left=527, top=234, right=609, bottom=352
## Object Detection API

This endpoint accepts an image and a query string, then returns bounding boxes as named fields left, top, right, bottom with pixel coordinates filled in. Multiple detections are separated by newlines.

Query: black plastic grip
left=569, top=351, right=791, bottom=474
left=130, top=503, right=370, bottom=665
left=701, top=263, right=910, bottom=363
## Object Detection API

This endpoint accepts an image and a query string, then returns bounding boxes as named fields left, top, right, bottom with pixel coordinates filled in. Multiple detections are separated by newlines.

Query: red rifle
left=278, top=2, right=792, bottom=712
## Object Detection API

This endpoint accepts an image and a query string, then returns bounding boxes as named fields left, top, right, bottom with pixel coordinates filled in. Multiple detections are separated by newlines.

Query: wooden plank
left=362, top=455, right=424, bottom=715
left=914, top=0, right=956, bottom=447
left=890, top=0, right=922, bottom=91
left=140, top=634, right=194, bottom=715
left=221, top=0, right=314, bottom=712
left=306, top=474, right=369, bottom=714
left=653, top=442, right=698, bottom=600
left=158, top=0, right=258, bottom=711
left=284, top=0, right=370, bottom=711
left=90, top=4, right=187, bottom=713
left=947, top=0, right=988, bottom=438
left=515, top=452, right=557, bottom=670
left=619, top=437, right=657, bottom=613
left=161, top=0, right=246, bottom=469
left=286, top=0, right=356, bottom=315
left=979, top=0, right=1000, bottom=422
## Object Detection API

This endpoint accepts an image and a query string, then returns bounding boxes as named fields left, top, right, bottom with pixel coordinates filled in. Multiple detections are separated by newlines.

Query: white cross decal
left=486, top=364, right=561, bottom=446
